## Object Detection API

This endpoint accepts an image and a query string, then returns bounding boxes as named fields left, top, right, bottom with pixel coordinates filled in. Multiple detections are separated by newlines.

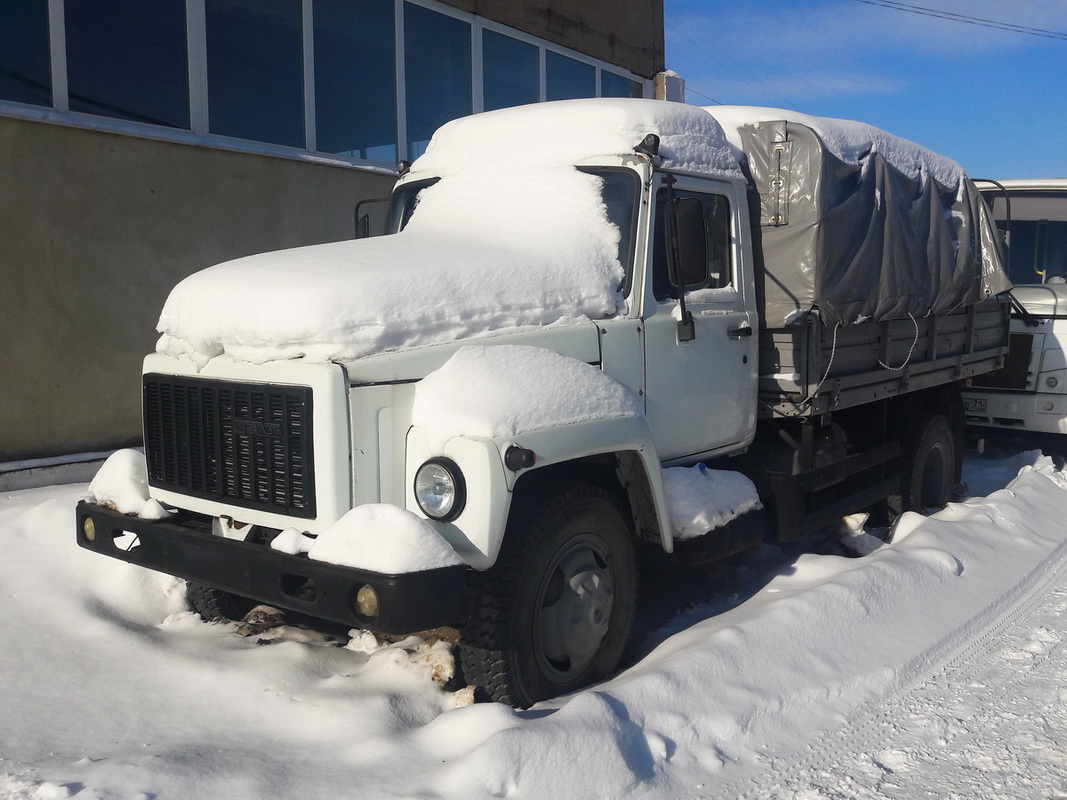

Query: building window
left=0, top=0, right=650, bottom=165
left=314, top=0, right=397, bottom=162
left=0, top=0, right=51, bottom=107
left=482, top=30, right=538, bottom=112
left=404, top=3, right=472, bottom=159
left=65, top=0, right=189, bottom=127
left=206, top=0, right=305, bottom=148
left=602, top=71, right=643, bottom=99
left=546, top=51, right=595, bottom=101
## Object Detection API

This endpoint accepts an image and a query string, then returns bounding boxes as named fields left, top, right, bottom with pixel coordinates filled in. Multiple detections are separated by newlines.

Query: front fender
left=406, top=414, right=673, bottom=569
left=509, top=415, right=674, bottom=552
left=406, top=428, right=510, bottom=570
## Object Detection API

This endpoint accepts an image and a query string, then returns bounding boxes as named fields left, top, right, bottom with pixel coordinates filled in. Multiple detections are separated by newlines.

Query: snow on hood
left=706, top=106, right=967, bottom=189
left=155, top=99, right=744, bottom=367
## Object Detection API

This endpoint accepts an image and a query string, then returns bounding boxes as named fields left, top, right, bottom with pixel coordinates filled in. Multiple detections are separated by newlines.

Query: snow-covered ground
left=1, top=449, right=1065, bottom=799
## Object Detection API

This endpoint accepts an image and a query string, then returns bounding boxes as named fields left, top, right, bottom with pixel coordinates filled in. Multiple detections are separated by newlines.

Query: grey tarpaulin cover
left=734, top=119, right=1010, bottom=327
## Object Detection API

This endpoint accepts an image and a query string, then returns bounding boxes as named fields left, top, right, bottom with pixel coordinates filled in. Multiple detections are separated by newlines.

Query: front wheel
left=459, top=482, right=638, bottom=707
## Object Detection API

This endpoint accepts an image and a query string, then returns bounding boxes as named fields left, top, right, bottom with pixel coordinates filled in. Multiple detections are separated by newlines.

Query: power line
left=684, top=85, right=724, bottom=105
left=664, top=12, right=790, bottom=105
left=848, top=0, right=1067, bottom=41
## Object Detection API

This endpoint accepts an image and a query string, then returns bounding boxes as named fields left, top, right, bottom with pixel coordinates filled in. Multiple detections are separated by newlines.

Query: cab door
left=641, top=176, right=758, bottom=461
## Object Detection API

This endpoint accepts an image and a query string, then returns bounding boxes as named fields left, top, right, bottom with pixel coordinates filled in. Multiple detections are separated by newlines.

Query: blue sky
left=663, top=0, right=1066, bottom=178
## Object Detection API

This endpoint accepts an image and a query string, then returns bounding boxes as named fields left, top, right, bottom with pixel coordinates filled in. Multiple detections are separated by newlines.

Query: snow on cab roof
left=155, top=99, right=744, bottom=367
left=413, top=97, right=744, bottom=179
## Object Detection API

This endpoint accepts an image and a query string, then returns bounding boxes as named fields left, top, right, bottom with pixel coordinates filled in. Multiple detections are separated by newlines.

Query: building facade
left=0, top=0, right=664, bottom=462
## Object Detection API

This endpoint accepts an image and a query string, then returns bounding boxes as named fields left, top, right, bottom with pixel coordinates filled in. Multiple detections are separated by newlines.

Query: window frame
left=651, top=181, right=735, bottom=303
left=0, top=0, right=651, bottom=173
left=578, top=166, right=642, bottom=296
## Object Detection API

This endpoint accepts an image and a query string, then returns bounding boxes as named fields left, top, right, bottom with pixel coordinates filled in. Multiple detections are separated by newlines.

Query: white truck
left=77, top=99, right=1010, bottom=707
left=964, top=179, right=1067, bottom=441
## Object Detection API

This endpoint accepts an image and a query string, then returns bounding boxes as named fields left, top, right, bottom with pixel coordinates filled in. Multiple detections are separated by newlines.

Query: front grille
left=143, top=374, right=316, bottom=518
left=969, top=333, right=1034, bottom=391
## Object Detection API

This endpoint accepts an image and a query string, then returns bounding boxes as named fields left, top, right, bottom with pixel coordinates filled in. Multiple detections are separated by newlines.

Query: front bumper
left=964, top=389, right=1067, bottom=436
left=76, top=502, right=471, bottom=635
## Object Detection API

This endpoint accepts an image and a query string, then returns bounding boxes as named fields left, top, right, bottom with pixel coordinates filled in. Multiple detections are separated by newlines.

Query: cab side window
left=652, top=189, right=732, bottom=301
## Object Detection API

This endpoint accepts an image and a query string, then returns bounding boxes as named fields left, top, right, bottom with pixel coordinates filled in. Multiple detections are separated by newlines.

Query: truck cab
left=964, top=180, right=1067, bottom=437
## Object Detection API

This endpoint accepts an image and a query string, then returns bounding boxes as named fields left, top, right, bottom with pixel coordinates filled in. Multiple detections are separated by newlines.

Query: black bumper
left=76, top=501, right=471, bottom=635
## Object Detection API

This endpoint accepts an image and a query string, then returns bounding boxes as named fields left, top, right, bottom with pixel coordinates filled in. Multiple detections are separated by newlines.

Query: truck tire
left=186, top=581, right=256, bottom=622
left=889, top=412, right=956, bottom=517
left=459, top=482, right=637, bottom=708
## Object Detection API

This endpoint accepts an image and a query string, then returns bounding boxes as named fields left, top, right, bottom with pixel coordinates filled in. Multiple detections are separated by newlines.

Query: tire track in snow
left=720, top=503, right=1067, bottom=800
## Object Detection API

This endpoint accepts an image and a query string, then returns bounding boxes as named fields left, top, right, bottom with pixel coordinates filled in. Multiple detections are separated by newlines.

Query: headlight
left=413, top=458, right=466, bottom=521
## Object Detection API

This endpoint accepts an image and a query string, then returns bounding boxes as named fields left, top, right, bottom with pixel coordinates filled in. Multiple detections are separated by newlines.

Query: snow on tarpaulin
left=411, top=345, right=644, bottom=453
left=155, top=99, right=743, bottom=367
left=706, top=106, right=1011, bottom=327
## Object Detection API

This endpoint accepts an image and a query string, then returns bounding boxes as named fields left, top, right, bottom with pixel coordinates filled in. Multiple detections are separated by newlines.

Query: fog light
left=355, top=585, right=379, bottom=620
left=1047, top=376, right=1059, bottom=389
left=82, top=516, right=96, bottom=543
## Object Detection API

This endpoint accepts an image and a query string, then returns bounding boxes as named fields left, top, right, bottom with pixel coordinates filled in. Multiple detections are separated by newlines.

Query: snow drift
left=0, top=452, right=1064, bottom=797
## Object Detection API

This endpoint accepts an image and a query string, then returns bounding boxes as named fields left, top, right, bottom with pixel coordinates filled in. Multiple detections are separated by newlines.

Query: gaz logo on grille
left=234, top=418, right=283, bottom=437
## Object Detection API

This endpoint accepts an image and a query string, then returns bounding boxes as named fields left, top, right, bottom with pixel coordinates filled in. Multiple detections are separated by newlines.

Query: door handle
left=727, top=324, right=752, bottom=338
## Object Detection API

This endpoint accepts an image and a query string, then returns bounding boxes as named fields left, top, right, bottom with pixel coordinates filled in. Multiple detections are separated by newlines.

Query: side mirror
left=666, top=197, right=710, bottom=289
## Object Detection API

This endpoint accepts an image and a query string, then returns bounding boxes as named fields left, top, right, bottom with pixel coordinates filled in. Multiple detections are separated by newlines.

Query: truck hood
left=1012, top=284, right=1067, bottom=318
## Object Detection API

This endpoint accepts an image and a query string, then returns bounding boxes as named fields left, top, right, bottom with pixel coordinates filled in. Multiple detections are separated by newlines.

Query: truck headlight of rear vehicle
left=413, top=458, right=466, bottom=521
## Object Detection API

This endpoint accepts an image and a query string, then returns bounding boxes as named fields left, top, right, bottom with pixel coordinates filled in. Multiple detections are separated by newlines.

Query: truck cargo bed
left=759, top=298, right=1011, bottom=418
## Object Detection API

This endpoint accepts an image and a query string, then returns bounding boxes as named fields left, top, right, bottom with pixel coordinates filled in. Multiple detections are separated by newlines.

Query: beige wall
left=1, top=0, right=664, bottom=462
left=446, top=0, right=664, bottom=77
left=0, top=117, right=393, bottom=461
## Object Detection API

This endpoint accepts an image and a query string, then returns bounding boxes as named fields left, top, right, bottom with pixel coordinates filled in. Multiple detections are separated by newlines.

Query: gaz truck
left=964, top=179, right=1067, bottom=442
left=77, top=99, right=1011, bottom=707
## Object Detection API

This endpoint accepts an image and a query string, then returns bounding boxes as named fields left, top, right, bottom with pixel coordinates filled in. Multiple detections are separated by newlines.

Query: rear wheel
left=459, top=482, right=638, bottom=708
left=186, top=582, right=257, bottom=622
left=889, top=412, right=957, bottom=517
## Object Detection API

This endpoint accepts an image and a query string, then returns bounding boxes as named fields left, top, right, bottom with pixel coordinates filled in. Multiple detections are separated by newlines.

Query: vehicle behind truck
left=964, top=180, right=1067, bottom=442
left=77, top=99, right=1010, bottom=707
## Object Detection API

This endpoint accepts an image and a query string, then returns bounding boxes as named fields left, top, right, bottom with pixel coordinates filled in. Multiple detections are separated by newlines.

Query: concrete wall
left=446, top=0, right=664, bottom=77
left=0, top=117, right=393, bottom=461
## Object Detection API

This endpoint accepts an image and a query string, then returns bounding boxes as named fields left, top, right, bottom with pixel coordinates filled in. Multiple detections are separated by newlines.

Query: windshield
left=384, top=168, right=641, bottom=290
left=985, top=190, right=1067, bottom=285
left=582, top=168, right=641, bottom=292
